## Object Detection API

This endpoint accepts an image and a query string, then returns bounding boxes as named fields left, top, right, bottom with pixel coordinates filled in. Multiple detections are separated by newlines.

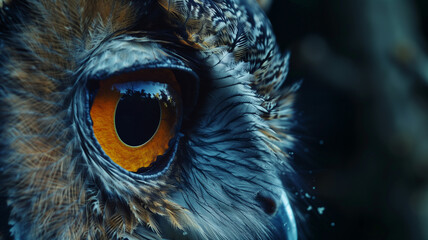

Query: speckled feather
left=0, top=0, right=299, bottom=239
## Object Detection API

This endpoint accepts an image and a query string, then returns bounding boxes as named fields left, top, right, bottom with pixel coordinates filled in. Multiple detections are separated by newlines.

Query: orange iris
left=90, top=69, right=181, bottom=172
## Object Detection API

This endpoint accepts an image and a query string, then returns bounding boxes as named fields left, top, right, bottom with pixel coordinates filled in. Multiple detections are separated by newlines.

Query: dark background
left=268, top=0, right=428, bottom=239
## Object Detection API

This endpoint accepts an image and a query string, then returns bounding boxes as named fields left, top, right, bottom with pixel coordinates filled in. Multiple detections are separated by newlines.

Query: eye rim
left=85, top=65, right=199, bottom=180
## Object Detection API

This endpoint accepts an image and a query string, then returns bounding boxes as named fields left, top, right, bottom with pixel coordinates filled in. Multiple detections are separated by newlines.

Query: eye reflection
left=114, top=86, right=161, bottom=147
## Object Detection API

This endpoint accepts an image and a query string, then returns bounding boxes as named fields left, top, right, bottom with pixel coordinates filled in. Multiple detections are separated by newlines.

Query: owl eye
left=89, top=69, right=182, bottom=174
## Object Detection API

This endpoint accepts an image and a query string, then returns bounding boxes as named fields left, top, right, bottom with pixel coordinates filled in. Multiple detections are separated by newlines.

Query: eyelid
left=83, top=38, right=199, bottom=110
left=83, top=39, right=193, bottom=81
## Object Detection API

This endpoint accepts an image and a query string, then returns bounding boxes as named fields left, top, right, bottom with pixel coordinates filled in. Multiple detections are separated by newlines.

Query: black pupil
left=115, top=91, right=161, bottom=146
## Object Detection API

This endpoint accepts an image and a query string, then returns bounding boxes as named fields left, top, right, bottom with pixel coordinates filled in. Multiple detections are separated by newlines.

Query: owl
left=0, top=0, right=300, bottom=239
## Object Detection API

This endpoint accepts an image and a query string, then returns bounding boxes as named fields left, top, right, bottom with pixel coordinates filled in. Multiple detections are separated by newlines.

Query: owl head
left=0, top=0, right=300, bottom=239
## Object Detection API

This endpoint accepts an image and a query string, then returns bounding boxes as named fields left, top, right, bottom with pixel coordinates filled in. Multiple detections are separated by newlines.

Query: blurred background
left=267, top=0, right=428, bottom=239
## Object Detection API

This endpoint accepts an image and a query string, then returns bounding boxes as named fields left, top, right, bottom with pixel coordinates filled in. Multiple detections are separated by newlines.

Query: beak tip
left=273, top=191, right=298, bottom=240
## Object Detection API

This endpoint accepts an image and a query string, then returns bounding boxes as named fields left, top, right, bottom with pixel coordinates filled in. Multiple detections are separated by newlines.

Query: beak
left=270, top=191, right=298, bottom=240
